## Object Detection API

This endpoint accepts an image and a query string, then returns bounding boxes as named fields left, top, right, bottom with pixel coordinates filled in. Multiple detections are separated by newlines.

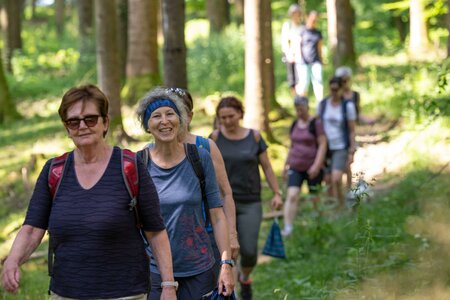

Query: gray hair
left=335, top=66, right=353, bottom=78
left=136, top=86, right=188, bottom=141
left=288, top=4, right=301, bottom=17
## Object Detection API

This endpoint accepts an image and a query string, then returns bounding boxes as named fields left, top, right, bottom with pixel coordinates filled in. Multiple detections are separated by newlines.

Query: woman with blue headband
left=136, top=87, right=234, bottom=299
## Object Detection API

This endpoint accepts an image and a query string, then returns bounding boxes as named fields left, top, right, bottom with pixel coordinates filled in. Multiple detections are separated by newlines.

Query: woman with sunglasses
left=1, top=85, right=176, bottom=300
left=136, top=88, right=234, bottom=299
left=317, top=77, right=357, bottom=210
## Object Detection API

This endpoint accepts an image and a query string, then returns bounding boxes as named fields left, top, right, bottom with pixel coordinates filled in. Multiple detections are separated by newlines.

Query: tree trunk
left=447, top=0, right=450, bottom=58
left=409, top=0, right=429, bottom=58
left=77, top=0, right=94, bottom=60
left=116, top=0, right=127, bottom=84
left=260, top=0, right=276, bottom=140
left=95, top=0, right=127, bottom=140
left=326, top=0, right=337, bottom=63
left=1, top=0, right=23, bottom=73
left=124, top=0, right=160, bottom=104
left=234, top=0, right=244, bottom=25
left=55, top=0, right=65, bottom=37
left=31, top=0, right=37, bottom=20
left=243, top=0, right=264, bottom=131
left=335, top=0, right=356, bottom=67
left=207, top=0, right=229, bottom=34
left=0, top=49, right=20, bottom=124
left=162, top=0, right=187, bottom=88
left=393, top=15, right=407, bottom=44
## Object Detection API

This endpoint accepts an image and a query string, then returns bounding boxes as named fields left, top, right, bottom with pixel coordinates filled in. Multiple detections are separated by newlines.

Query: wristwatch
left=161, top=281, right=179, bottom=290
left=220, top=259, right=235, bottom=267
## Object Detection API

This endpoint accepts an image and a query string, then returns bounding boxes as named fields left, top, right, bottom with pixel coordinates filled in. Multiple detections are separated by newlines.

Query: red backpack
left=46, top=149, right=143, bottom=277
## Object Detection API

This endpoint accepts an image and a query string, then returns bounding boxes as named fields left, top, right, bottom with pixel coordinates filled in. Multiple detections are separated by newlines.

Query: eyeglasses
left=64, top=115, right=101, bottom=130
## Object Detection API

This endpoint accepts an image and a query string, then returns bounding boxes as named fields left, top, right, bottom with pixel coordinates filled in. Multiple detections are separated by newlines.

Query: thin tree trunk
left=335, top=0, right=356, bottom=67
left=31, top=0, right=37, bottom=20
left=116, top=0, right=127, bottom=84
left=409, top=0, right=429, bottom=58
left=243, top=0, right=264, bottom=131
left=95, top=0, right=127, bottom=140
left=234, top=0, right=244, bottom=25
left=55, top=0, right=65, bottom=37
left=0, top=49, right=20, bottom=123
left=77, top=0, right=94, bottom=60
left=162, top=0, right=187, bottom=88
left=326, top=0, right=337, bottom=63
left=1, top=0, right=23, bottom=73
left=124, top=0, right=160, bottom=104
left=393, top=15, right=407, bottom=44
left=207, top=0, right=229, bottom=34
left=447, top=0, right=450, bottom=58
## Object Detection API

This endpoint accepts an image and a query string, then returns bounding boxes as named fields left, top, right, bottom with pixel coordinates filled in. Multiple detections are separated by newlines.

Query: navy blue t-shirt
left=24, top=146, right=165, bottom=299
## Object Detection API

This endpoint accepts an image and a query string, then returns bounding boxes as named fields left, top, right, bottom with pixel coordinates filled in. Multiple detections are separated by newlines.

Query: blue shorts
left=287, top=168, right=323, bottom=193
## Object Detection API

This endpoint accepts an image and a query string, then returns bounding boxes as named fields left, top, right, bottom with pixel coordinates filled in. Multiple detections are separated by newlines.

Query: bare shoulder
left=252, top=129, right=261, bottom=142
left=210, top=129, right=220, bottom=141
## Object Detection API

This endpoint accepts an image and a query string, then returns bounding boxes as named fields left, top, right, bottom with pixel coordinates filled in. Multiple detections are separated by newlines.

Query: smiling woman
left=136, top=87, right=235, bottom=299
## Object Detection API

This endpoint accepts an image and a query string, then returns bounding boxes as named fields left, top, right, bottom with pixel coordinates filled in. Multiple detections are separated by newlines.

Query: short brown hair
left=216, top=96, right=245, bottom=118
left=58, top=84, right=109, bottom=121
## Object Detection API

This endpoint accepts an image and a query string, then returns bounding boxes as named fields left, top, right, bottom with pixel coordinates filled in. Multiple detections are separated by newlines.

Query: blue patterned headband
left=143, top=99, right=181, bottom=130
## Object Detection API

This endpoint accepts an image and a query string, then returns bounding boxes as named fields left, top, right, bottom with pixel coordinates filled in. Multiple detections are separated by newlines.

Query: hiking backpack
left=47, top=149, right=142, bottom=277
left=137, top=143, right=211, bottom=228
left=289, top=117, right=318, bottom=138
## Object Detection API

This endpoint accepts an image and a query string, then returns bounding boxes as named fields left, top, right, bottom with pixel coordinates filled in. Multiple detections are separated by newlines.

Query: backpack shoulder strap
left=308, top=117, right=317, bottom=137
left=48, top=152, right=69, bottom=200
left=319, top=99, right=327, bottom=119
left=210, top=129, right=219, bottom=142
left=289, top=120, right=298, bottom=135
left=137, top=147, right=150, bottom=169
left=184, top=143, right=210, bottom=228
left=121, top=149, right=142, bottom=228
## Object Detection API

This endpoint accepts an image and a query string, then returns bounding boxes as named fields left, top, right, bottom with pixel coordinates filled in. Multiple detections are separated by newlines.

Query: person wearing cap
left=295, top=11, right=324, bottom=102
left=282, top=95, right=327, bottom=236
left=317, top=77, right=357, bottom=210
left=136, top=87, right=234, bottom=299
left=281, top=4, right=304, bottom=94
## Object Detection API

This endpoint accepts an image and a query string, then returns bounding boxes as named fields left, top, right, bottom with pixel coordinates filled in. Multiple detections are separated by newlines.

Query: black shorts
left=287, top=168, right=323, bottom=193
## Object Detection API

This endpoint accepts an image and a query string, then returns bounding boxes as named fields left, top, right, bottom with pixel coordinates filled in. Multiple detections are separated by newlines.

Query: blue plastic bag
left=262, top=218, right=286, bottom=258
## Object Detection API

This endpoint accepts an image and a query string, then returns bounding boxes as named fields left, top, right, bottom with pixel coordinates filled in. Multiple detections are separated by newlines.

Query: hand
left=271, top=194, right=283, bottom=210
left=229, top=232, right=240, bottom=260
left=307, top=165, right=320, bottom=179
left=282, top=168, right=288, bottom=182
left=347, top=152, right=354, bottom=165
left=218, top=265, right=234, bottom=296
left=1, top=258, right=20, bottom=294
left=160, top=286, right=177, bottom=300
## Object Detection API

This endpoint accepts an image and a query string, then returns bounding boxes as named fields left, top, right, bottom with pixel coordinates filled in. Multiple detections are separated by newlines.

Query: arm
left=210, top=208, right=234, bottom=296
left=318, top=40, right=323, bottom=63
left=1, top=225, right=45, bottom=294
left=208, top=139, right=240, bottom=260
left=259, top=151, right=283, bottom=210
left=307, top=134, right=327, bottom=178
left=347, top=120, right=356, bottom=164
left=144, top=230, right=176, bottom=300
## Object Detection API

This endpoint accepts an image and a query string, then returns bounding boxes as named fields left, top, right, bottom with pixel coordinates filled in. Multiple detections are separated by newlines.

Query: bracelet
left=161, top=281, right=179, bottom=290
left=275, top=191, right=283, bottom=196
left=220, top=259, right=235, bottom=267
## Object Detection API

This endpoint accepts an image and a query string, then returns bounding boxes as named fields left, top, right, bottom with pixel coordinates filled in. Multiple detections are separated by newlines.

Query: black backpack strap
left=289, top=120, right=298, bottom=135
left=308, top=117, right=317, bottom=137
left=184, top=143, right=210, bottom=228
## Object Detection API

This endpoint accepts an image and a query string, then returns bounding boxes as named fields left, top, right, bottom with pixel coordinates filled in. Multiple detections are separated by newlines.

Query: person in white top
left=281, top=4, right=303, bottom=95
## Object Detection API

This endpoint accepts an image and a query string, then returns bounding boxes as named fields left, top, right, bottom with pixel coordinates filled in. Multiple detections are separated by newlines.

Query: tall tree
left=0, top=49, right=20, bottom=123
left=77, top=0, right=94, bottom=60
left=162, top=0, right=187, bottom=88
left=1, top=0, right=23, bottom=73
left=447, top=0, right=450, bottom=57
left=409, top=0, right=429, bottom=58
left=55, top=0, right=65, bottom=37
left=327, top=0, right=356, bottom=67
left=116, top=0, right=128, bottom=83
left=95, top=0, right=127, bottom=140
left=234, top=0, right=244, bottom=24
left=124, top=0, right=160, bottom=104
left=243, top=0, right=264, bottom=131
left=207, top=0, right=229, bottom=33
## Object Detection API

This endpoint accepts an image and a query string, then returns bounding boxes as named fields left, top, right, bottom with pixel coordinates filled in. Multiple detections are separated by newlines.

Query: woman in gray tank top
left=210, top=96, right=282, bottom=300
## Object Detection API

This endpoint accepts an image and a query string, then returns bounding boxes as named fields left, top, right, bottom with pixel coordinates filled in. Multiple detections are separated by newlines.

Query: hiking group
left=0, top=4, right=375, bottom=300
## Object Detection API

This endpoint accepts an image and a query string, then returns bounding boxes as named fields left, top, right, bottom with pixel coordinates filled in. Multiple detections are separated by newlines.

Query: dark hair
left=329, top=76, right=343, bottom=88
left=216, top=96, right=245, bottom=118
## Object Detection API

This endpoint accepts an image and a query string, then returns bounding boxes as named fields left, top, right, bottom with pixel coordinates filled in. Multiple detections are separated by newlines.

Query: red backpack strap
left=48, top=152, right=69, bottom=200
left=121, top=149, right=141, bottom=227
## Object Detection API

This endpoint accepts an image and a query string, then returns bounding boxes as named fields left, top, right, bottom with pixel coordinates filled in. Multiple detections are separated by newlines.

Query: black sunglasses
left=64, top=115, right=101, bottom=130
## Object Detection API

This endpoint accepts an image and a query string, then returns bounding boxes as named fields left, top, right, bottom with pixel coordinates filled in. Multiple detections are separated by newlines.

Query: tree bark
left=447, top=0, right=450, bottom=58
left=234, top=0, right=244, bottom=24
left=243, top=0, right=264, bottom=131
left=77, top=0, right=94, bottom=60
left=116, top=0, right=127, bottom=83
left=162, top=0, right=187, bottom=88
left=1, top=0, right=23, bottom=73
left=335, top=0, right=356, bottom=67
left=124, top=0, right=160, bottom=104
left=95, top=0, right=126, bottom=139
left=0, top=49, right=20, bottom=123
left=207, top=0, right=229, bottom=34
left=326, top=0, right=337, bottom=63
left=409, top=0, right=429, bottom=58
left=55, top=0, right=65, bottom=37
